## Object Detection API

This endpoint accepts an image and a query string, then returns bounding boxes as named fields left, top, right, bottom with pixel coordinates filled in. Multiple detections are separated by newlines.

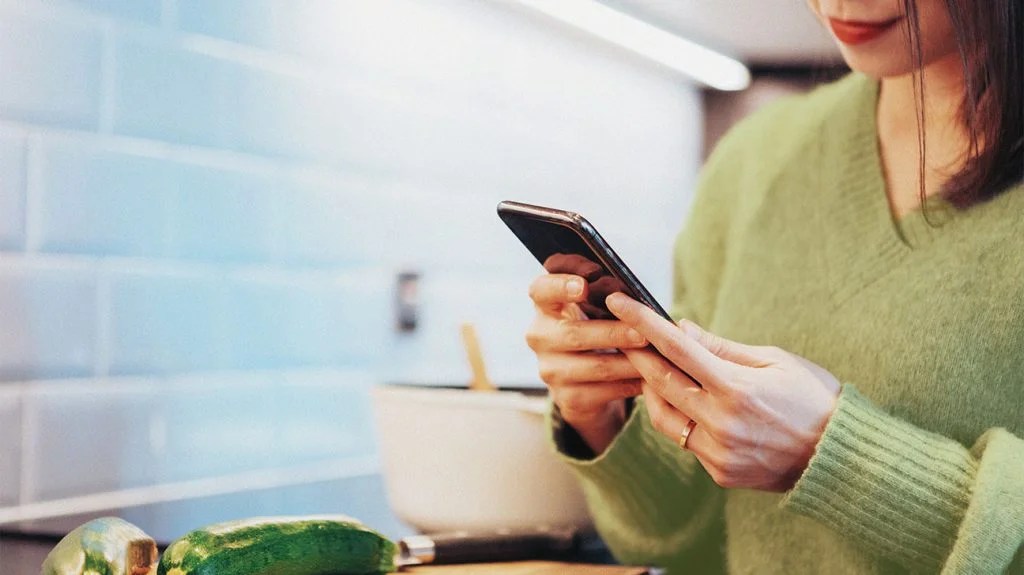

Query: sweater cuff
left=783, top=384, right=978, bottom=569
left=549, top=397, right=706, bottom=532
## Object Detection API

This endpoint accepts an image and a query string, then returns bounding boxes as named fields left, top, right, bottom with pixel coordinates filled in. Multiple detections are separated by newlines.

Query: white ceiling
left=598, top=0, right=842, bottom=65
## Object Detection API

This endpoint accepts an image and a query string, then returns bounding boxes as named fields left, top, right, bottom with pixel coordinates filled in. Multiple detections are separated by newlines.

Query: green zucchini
left=41, top=516, right=159, bottom=575
left=157, top=515, right=396, bottom=575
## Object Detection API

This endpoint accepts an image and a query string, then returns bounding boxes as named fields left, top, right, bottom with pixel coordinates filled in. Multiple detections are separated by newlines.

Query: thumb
left=678, top=319, right=771, bottom=367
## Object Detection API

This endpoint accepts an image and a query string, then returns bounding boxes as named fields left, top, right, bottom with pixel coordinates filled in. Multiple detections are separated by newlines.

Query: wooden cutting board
left=398, top=561, right=649, bottom=574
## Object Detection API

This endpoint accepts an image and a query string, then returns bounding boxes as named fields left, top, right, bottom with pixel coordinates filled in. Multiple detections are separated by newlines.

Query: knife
left=396, top=527, right=578, bottom=567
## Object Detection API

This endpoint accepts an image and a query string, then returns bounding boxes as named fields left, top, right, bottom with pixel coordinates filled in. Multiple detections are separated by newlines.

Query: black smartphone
left=497, top=200, right=672, bottom=321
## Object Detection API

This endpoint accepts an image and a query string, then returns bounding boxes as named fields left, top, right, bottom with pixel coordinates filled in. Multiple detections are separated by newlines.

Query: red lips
left=828, top=17, right=902, bottom=45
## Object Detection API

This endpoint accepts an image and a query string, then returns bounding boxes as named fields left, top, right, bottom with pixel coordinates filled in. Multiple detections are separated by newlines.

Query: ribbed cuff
left=548, top=397, right=706, bottom=533
left=783, top=384, right=978, bottom=569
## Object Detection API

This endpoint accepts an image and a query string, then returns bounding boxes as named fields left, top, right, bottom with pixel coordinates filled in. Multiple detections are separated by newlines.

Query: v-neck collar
left=815, top=74, right=960, bottom=305
left=853, top=75, right=960, bottom=249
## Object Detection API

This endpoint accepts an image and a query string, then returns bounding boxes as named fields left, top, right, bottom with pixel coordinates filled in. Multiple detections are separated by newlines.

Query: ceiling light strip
left=511, top=0, right=751, bottom=90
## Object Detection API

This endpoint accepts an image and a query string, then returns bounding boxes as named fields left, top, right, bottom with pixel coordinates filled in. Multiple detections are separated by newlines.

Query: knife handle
left=401, top=529, right=577, bottom=565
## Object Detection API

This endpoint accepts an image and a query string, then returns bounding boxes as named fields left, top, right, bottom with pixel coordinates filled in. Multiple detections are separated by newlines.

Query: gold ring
left=678, top=419, right=697, bottom=450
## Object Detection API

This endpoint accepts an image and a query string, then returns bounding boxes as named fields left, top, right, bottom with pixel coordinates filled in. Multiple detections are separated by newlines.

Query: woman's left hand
left=606, top=293, right=841, bottom=492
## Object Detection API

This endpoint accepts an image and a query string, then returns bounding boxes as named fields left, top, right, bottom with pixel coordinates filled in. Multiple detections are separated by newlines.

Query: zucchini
left=157, top=515, right=396, bottom=575
left=41, top=516, right=159, bottom=575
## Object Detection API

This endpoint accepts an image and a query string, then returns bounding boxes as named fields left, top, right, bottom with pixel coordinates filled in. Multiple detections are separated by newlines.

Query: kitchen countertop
left=1, top=475, right=411, bottom=546
left=0, top=474, right=628, bottom=573
left=401, top=561, right=649, bottom=574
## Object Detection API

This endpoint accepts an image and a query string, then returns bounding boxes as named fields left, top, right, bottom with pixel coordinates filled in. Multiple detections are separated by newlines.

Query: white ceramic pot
left=371, top=384, right=592, bottom=533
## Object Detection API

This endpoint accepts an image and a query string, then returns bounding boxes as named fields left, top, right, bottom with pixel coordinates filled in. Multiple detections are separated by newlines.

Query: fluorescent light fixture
left=510, top=0, right=751, bottom=91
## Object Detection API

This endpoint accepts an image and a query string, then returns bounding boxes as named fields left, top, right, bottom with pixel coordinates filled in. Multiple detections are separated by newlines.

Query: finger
left=538, top=353, right=642, bottom=387
left=529, top=274, right=588, bottom=313
left=531, top=319, right=647, bottom=352
left=554, top=379, right=643, bottom=418
left=642, top=385, right=714, bottom=457
left=678, top=319, right=774, bottom=368
left=624, top=348, right=712, bottom=422
left=607, top=293, right=733, bottom=390
left=542, top=253, right=604, bottom=281
left=527, top=317, right=646, bottom=353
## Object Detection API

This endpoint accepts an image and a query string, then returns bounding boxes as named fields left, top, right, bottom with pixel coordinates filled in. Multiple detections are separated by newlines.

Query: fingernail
left=679, top=320, right=701, bottom=339
left=566, top=278, right=584, bottom=297
left=606, top=292, right=625, bottom=312
left=627, top=329, right=646, bottom=345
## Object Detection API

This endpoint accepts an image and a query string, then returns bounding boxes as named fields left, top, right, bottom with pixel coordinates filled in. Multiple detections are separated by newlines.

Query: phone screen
left=502, top=216, right=634, bottom=320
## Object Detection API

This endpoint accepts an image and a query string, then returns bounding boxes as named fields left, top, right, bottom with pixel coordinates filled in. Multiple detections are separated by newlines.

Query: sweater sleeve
left=545, top=96, right=802, bottom=572
left=548, top=397, right=728, bottom=573
left=783, top=384, right=1024, bottom=573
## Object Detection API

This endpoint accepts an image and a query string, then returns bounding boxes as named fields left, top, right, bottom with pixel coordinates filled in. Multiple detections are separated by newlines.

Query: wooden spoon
left=461, top=323, right=497, bottom=392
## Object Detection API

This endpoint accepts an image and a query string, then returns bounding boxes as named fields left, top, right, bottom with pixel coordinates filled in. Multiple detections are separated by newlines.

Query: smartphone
left=497, top=200, right=672, bottom=321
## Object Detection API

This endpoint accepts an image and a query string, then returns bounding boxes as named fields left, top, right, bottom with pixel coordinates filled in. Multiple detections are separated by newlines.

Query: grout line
left=0, top=119, right=367, bottom=185
left=0, top=456, right=380, bottom=524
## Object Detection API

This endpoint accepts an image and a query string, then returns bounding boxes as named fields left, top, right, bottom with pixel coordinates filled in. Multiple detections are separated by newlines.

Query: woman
left=525, top=1, right=1024, bottom=573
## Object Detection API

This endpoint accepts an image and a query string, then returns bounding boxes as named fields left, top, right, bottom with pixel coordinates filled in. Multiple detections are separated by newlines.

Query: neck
left=876, top=53, right=969, bottom=204
left=880, top=51, right=966, bottom=135
left=877, top=53, right=968, bottom=156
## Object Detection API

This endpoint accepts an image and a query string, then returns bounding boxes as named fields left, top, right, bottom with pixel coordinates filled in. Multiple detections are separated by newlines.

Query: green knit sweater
left=552, top=73, right=1024, bottom=574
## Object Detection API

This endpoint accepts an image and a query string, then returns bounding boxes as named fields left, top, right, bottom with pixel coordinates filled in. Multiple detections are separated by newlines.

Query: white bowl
left=371, top=384, right=592, bottom=533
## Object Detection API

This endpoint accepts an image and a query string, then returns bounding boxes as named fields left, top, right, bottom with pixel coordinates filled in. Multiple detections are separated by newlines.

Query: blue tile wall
left=34, top=142, right=177, bottom=257
left=45, top=0, right=162, bottom=24
left=152, top=371, right=377, bottom=483
left=0, top=132, right=26, bottom=250
left=222, top=270, right=389, bottom=370
left=274, top=371, right=380, bottom=462
left=176, top=0, right=278, bottom=49
left=0, top=0, right=699, bottom=506
left=270, top=177, right=384, bottom=267
left=24, top=380, right=160, bottom=500
left=0, top=266, right=96, bottom=381
left=153, top=373, right=284, bottom=482
left=112, top=38, right=240, bottom=149
left=0, top=388, right=22, bottom=505
left=0, top=12, right=102, bottom=129
left=106, top=269, right=228, bottom=375
left=36, top=139, right=277, bottom=262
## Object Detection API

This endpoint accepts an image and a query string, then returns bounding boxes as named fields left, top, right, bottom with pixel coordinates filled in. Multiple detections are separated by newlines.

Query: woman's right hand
left=526, top=273, right=649, bottom=454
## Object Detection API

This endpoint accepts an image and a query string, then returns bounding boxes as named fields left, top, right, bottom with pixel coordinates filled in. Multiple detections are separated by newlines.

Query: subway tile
left=379, top=188, right=539, bottom=276
left=0, top=13, right=101, bottom=129
left=152, top=372, right=377, bottom=482
left=329, top=274, right=390, bottom=367
left=36, top=140, right=276, bottom=262
left=0, top=132, right=26, bottom=250
left=273, top=371, right=378, bottom=463
left=106, top=269, right=227, bottom=375
left=176, top=0, right=278, bottom=48
left=0, top=387, right=22, bottom=505
left=231, top=66, right=349, bottom=165
left=112, top=39, right=239, bottom=149
left=270, top=177, right=383, bottom=267
left=170, top=167, right=277, bottom=262
left=34, top=143, right=175, bottom=257
left=0, top=267, right=96, bottom=381
left=44, top=0, right=162, bottom=24
left=154, top=374, right=282, bottom=482
left=24, top=381, right=159, bottom=500
left=223, top=271, right=389, bottom=370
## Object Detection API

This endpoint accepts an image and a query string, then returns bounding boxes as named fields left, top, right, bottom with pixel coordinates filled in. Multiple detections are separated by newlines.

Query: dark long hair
left=903, top=0, right=1024, bottom=208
